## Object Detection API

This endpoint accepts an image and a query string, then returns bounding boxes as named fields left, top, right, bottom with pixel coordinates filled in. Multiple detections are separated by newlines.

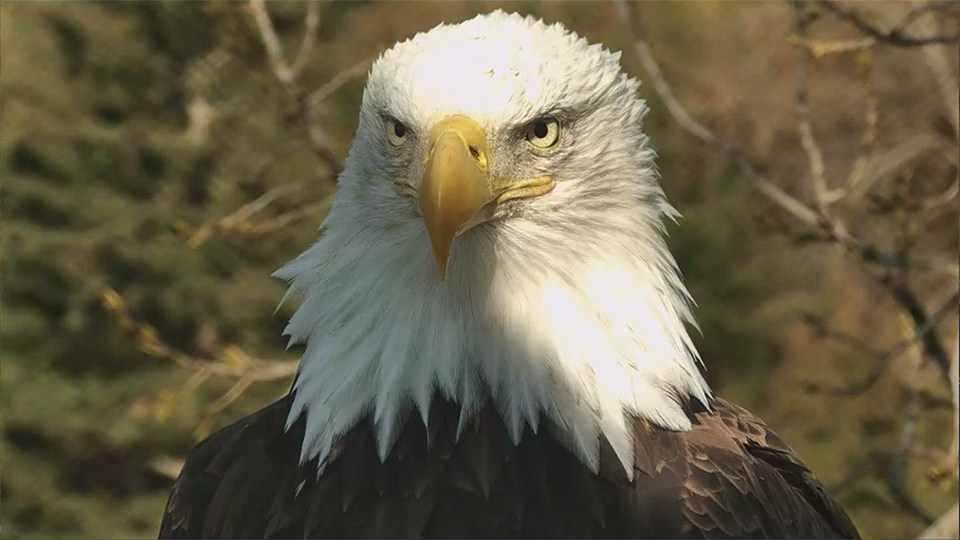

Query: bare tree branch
left=290, top=2, right=321, bottom=82
left=249, top=0, right=344, bottom=176
left=149, top=456, right=186, bottom=481
left=847, top=134, right=947, bottom=204
left=839, top=57, right=879, bottom=202
left=787, top=35, right=957, bottom=276
left=615, top=1, right=824, bottom=228
left=794, top=4, right=831, bottom=212
left=617, top=0, right=957, bottom=385
left=229, top=195, right=334, bottom=236
left=205, top=375, right=255, bottom=417
left=801, top=312, right=884, bottom=357
left=807, top=289, right=959, bottom=396
left=884, top=281, right=957, bottom=377
left=832, top=442, right=951, bottom=528
left=308, top=58, right=374, bottom=109
left=918, top=502, right=959, bottom=539
left=912, top=0, right=960, bottom=136
left=921, top=176, right=959, bottom=211
left=99, top=287, right=299, bottom=383
left=891, top=0, right=960, bottom=35
left=615, top=1, right=918, bottom=275
left=835, top=289, right=959, bottom=395
left=831, top=397, right=937, bottom=526
left=792, top=2, right=960, bottom=55
left=186, top=181, right=307, bottom=248
left=791, top=36, right=876, bottom=57
left=814, top=0, right=960, bottom=47
left=829, top=448, right=894, bottom=493
left=787, top=32, right=881, bottom=206
left=889, top=391, right=934, bottom=524
left=249, top=0, right=320, bottom=85
left=249, top=0, right=296, bottom=86
left=944, top=331, right=960, bottom=477
left=219, top=183, right=302, bottom=226
left=617, top=0, right=957, bottom=530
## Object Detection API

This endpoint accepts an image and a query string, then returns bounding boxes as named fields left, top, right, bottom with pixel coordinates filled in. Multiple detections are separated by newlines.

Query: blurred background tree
left=1, top=2, right=957, bottom=538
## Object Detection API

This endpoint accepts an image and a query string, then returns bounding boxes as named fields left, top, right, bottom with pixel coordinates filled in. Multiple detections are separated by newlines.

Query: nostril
left=468, top=145, right=481, bottom=160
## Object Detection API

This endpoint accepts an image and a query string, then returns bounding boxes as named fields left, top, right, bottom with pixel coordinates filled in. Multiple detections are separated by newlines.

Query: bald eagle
left=160, top=11, right=860, bottom=539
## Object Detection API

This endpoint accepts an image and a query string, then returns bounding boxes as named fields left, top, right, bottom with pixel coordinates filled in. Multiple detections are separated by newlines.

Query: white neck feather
left=276, top=164, right=711, bottom=480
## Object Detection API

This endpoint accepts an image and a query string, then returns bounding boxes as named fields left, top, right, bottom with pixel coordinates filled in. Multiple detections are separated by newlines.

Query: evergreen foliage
left=2, top=2, right=956, bottom=538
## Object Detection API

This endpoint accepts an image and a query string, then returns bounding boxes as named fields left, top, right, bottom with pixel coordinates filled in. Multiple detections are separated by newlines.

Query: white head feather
left=275, top=10, right=711, bottom=479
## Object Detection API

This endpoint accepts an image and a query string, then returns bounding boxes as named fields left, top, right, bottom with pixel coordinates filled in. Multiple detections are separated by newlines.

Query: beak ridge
left=420, top=116, right=492, bottom=279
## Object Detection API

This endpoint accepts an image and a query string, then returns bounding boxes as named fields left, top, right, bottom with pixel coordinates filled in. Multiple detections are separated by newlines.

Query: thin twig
left=618, top=0, right=956, bottom=386
left=829, top=288, right=959, bottom=396
left=100, top=287, right=299, bottom=383
left=249, top=0, right=321, bottom=87
left=794, top=4, right=831, bottom=212
left=791, top=37, right=876, bottom=57
left=214, top=183, right=301, bottom=231
left=616, top=1, right=822, bottom=227
left=829, top=448, right=893, bottom=493
left=616, top=1, right=911, bottom=274
left=884, top=279, right=956, bottom=378
left=205, top=375, right=255, bottom=417
left=187, top=181, right=306, bottom=248
left=149, top=456, right=186, bottom=481
left=921, top=176, right=959, bottom=211
left=891, top=0, right=960, bottom=35
left=888, top=390, right=934, bottom=524
left=173, top=367, right=213, bottom=406
left=847, top=134, right=944, bottom=204
left=308, top=58, right=374, bottom=109
left=912, top=0, right=960, bottom=136
left=814, top=0, right=960, bottom=46
left=290, top=2, right=321, bottom=81
left=249, top=0, right=343, bottom=176
left=249, top=0, right=295, bottom=85
left=945, top=331, right=960, bottom=476
left=800, top=312, right=886, bottom=358
left=231, top=195, right=334, bottom=236
left=838, top=55, right=879, bottom=202
left=919, top=503, right=960, bottom=540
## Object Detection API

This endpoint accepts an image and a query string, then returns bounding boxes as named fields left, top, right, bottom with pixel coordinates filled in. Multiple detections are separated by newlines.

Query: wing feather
left=650, top=398, right=860, bottom=539
left=159, top=395, right=859, bottom=539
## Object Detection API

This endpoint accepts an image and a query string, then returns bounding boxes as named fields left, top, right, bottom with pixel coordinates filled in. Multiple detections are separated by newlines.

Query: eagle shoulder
left=158, top=396, right=300, bottom=539
left=630, top=398, right=860, bottom=539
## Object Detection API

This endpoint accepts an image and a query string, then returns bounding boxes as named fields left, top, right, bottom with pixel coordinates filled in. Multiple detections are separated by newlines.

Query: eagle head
left=275, top=10, right=711, bottom=478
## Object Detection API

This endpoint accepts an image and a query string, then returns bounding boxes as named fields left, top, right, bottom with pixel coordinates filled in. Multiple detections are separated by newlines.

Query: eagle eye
left=526, top=118, right=560, bottom=149
left=386, top=119, right=408, bottom=147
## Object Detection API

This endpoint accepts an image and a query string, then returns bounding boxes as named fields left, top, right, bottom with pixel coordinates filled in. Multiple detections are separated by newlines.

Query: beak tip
left=421, top=114, right=491, bottom=283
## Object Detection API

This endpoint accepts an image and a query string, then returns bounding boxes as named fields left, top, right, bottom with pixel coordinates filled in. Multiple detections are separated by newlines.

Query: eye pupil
left=393, top=122, right=407, bottom=138
left=533, top=121, right=548, bottom=139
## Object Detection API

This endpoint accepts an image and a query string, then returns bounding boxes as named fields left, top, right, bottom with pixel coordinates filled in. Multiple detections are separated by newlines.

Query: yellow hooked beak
left=416, top=115, right=554, bottom=279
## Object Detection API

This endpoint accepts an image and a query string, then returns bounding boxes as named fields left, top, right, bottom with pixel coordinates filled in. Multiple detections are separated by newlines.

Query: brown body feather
left=159, top=396, right=860, bottom=539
